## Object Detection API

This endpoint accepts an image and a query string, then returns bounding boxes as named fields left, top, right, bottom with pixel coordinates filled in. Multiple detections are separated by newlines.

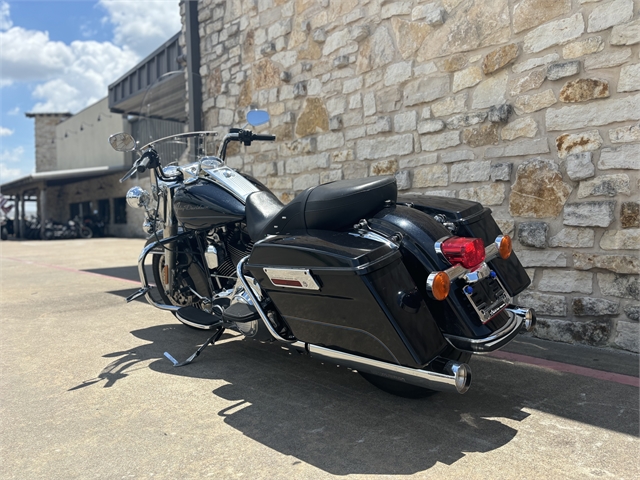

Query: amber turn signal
left=428, top=271, right=450, bottom=301
left=499, top=235, right=512, bottom=260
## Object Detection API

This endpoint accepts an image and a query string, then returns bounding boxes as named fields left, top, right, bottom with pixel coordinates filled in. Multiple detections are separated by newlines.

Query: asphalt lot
left=1, top=238, right=638, bottom=479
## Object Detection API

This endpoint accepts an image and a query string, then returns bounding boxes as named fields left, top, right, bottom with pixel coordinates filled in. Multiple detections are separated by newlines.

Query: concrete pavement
left=1, top=238, right=638, bottom=479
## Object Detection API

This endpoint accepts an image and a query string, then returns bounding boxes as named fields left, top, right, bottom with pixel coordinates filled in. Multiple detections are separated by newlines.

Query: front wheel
left=359, top=349, right=472, bottom=398
left=151, top=252, right=215, bottom=328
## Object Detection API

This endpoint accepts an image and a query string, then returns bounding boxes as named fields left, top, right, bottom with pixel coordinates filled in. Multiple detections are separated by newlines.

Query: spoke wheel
left=152, top=253, right=214, bottom=328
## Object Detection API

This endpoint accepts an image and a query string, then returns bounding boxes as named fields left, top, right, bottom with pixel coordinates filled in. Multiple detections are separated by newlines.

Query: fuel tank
left=173, top=179, right=245, bottom=230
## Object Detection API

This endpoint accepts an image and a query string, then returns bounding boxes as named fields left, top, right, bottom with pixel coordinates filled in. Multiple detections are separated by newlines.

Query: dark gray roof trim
left=108, top=31, right=184, bottom=119
left=0, top=165, right=128, bottom=194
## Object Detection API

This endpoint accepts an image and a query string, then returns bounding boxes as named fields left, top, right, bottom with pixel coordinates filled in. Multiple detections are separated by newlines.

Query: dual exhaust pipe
left=291, top=307, right=536, bottom=395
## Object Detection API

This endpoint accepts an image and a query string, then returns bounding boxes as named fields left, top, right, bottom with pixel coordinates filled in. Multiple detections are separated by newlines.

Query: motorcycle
left=109, top=109, right=535, bottom=398
left=43, top=216, right=93, bottom=240
left=83, top=214, right=106, bottom=238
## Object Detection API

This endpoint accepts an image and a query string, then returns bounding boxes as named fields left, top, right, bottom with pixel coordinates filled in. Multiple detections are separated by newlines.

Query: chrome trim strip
left=263, top=267, right=320, bottom=290
left=306, top=344, right=470, bottom=394
left=236, top=256, right=294, bottom=343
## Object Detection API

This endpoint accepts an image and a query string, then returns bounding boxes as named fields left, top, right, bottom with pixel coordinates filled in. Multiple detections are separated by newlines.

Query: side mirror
left=109, top=132, right=137, bottom=152
left=246, top=110, right=270, bottom=127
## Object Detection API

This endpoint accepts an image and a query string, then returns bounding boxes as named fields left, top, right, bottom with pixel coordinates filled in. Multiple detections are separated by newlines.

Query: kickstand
left=164, top=327, right=225, bottom=367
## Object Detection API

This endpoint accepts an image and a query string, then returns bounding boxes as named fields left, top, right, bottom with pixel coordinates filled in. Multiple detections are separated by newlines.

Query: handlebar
left=252, top=134, right=276, bottom=141
left=119, top=149, right=160, bottom=183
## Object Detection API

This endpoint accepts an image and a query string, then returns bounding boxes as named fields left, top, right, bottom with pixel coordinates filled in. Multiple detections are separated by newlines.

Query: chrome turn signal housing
left=126, top=186, right=151, bottom=209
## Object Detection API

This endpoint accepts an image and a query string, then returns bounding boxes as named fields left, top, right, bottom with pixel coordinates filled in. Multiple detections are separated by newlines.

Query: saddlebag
left=246, top=230, right=450, bottom=368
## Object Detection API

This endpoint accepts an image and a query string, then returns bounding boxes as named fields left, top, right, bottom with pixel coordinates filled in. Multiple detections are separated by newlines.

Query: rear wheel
left=359, top=349, right=472, bottom=398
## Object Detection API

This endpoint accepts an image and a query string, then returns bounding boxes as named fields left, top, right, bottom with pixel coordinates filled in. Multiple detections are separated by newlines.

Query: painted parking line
left=490, top=350, right=639, bottom=387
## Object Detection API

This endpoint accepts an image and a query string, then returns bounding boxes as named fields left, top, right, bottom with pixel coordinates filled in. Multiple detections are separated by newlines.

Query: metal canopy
left=0, top=165, right=128, bottom=196
left=108, top=32, right=187, bottom=122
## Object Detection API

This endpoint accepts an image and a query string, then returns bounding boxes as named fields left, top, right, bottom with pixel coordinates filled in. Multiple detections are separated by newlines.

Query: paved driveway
left=1, top=238, right=638, bottom=479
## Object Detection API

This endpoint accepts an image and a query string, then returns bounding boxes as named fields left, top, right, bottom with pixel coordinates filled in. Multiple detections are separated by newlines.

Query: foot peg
left=126, top=286, right=152, bottom=303
left=222, top=302, right=260, bottom=323
left=164, top=327, right=225, bottom=367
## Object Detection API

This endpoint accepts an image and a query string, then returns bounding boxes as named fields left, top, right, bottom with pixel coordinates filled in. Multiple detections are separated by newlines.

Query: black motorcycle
left=109, top=110, right=534, bottom=398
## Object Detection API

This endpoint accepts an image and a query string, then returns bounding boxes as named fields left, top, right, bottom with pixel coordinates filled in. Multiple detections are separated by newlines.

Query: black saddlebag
left=399, top=195, right=531, bottom=297
left=246, top=231, right=449, bottom=368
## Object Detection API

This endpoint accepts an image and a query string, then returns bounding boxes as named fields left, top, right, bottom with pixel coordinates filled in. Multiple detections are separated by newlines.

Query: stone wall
left=184, top=0, right=640, bottom=352
left=45, top=174, right=149, bottom=238
left=28, top=113, right=71, bottom=173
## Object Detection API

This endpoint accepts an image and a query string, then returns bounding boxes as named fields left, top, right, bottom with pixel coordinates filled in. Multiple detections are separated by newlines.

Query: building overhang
left=108, top=32, right=186, bottom=122
left=0, top=165, right=129, bottom=196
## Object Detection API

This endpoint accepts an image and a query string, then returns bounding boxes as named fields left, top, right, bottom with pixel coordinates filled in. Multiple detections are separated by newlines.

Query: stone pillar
left=39, top=188, right=47, bottom=239
left=15, top=194, right=21, bottom=239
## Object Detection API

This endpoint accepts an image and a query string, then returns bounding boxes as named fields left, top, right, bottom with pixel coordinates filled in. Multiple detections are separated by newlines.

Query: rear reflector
left=271, top=278, right=303, bottom=287
left=440, top=237, right=486, bottom=269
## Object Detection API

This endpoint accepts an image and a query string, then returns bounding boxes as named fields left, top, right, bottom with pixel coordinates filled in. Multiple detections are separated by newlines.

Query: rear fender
left=370, top=205, right=512, bottom=341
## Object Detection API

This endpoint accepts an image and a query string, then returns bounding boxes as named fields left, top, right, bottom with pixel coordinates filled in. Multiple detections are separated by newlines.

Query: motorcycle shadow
left=81, top=323, right=638, bottom=475
left=83, top=324, right=524, bottom=475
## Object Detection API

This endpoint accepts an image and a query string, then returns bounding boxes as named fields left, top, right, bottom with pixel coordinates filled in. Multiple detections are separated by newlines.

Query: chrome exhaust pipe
left=292, top=342, right=472, bottom=394
left=506, top=306, right=537, bottom=332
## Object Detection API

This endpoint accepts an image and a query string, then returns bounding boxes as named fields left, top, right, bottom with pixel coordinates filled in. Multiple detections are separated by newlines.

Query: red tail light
left=440, top=237, right=486, bottom=269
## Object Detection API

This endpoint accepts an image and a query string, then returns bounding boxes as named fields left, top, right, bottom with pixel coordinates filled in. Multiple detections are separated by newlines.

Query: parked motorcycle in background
left=43, top=216, right=93, bottom=240
left=109, top=73, right=535, bottom=398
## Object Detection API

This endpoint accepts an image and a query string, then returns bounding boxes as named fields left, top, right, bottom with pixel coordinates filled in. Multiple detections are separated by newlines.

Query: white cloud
left=31, top=40, right=139, bottom=112
left=0, top=1, right=11, bottom=31
left=7, top=107, right=19, bottom=116
left=0, top=27, right=74, bottom=85
left=0, top=126, right=14, bottom=136
left=0, top=162, right=24, bottom=182
left=99, top=0, right=182, bottom=57
left=0, top=146, right=26, bottom=181
left=0, top=1, right=181, bottom=113
left=0, top=146, right=24, bottom=163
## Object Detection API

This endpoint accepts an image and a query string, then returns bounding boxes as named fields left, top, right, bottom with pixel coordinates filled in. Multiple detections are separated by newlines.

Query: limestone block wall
left=185, top=0, right=640, bottom=352
left=29, top=113, right=71, bottom=172
left=45, top=174, right=150, bottom=238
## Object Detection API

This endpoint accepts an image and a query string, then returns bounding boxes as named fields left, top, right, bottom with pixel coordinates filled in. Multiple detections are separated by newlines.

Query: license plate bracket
left=464, top=277, right=511, bottom=324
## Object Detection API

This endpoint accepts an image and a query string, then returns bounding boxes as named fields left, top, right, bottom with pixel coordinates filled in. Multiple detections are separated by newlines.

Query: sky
left=0, top=0, right=182, bottom=184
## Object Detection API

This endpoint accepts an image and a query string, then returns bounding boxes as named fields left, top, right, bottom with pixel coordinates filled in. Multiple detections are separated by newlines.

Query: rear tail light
left=440, top=237, right=486, bottom=269
left=498, top=235, right=512, bottom=259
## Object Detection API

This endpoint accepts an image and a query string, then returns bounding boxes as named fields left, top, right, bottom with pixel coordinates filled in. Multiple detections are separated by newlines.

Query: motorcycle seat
left=245, top=176, right=397, bottom=241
